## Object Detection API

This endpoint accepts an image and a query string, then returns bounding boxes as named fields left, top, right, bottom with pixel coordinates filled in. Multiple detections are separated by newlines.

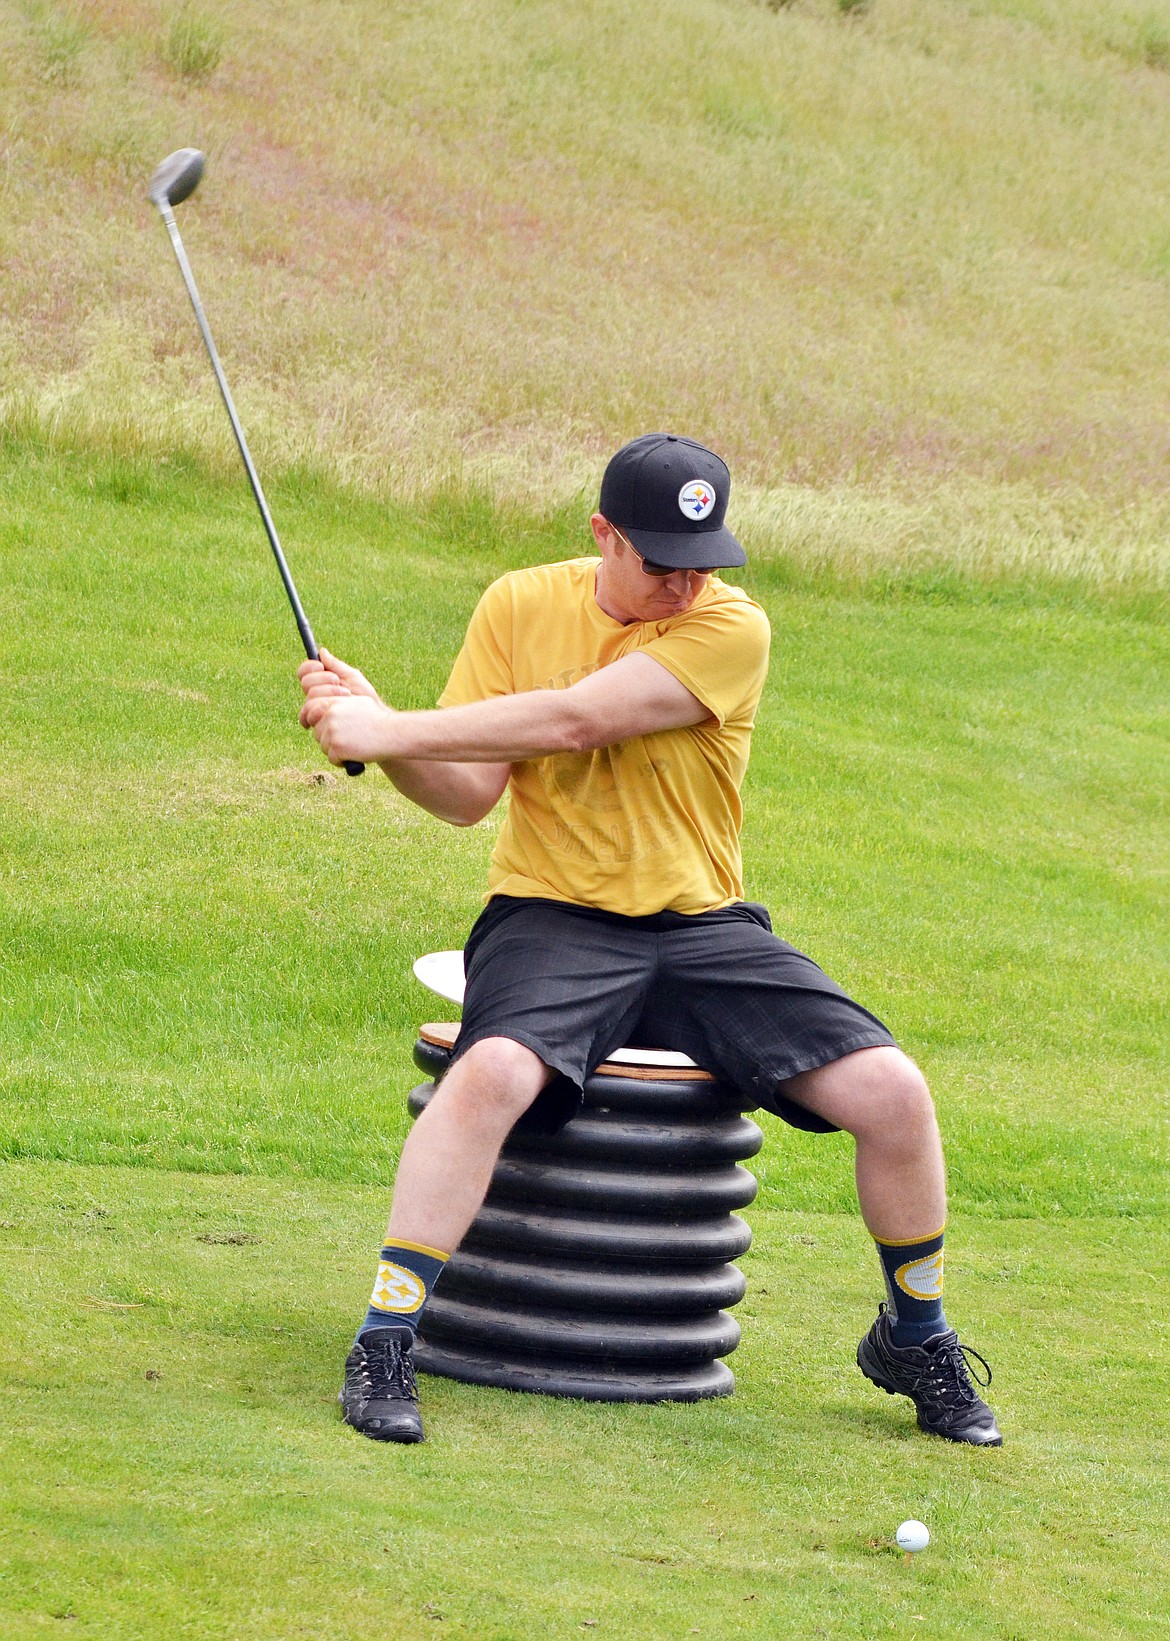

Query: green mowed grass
left=1, top=440, right=1168, bottom=1635
left=3, top=1164, right=1168, bottom=1640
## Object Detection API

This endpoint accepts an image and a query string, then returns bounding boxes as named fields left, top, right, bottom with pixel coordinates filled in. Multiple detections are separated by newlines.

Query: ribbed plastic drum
left=409, top=1025, right=763, bottom=1403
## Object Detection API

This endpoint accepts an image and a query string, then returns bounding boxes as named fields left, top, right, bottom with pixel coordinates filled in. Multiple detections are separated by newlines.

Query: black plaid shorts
left=451, top=895, right=897, bottom=1134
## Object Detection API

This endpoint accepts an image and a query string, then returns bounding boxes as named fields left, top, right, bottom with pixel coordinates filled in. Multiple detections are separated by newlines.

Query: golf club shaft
left=157, top=202, right=364, bottom=777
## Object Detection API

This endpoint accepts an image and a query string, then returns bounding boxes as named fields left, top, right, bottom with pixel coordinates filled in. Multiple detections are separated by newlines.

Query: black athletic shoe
left=339, top=1328, right=425, bottom=1443
left=857, top=1305, right=1003, bottom=1446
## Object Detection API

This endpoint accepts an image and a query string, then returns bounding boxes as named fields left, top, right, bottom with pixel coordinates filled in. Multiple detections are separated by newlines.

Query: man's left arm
left=302, top=652, right=713, bottom=768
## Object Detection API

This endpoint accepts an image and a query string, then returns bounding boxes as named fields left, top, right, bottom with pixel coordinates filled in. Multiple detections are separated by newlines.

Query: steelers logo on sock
left=894, top=1250, right=944, bottom=1301
left=370, top=1261, right=426, bottom=1314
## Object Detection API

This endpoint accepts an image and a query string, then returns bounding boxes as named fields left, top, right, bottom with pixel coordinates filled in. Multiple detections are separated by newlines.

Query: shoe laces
left=877, top=1304, right=993, bottom=1409
left=361, top=1335, right=420, bottom=1404
left=917, top=1333, right=993, bottom=1412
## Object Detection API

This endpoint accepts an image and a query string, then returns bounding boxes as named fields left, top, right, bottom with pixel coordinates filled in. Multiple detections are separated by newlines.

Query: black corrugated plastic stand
left=409, top=1031, right=763, bottom=1402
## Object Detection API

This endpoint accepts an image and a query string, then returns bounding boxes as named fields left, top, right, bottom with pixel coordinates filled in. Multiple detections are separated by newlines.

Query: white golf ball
left=896, top=1520, right=930, bottom=1553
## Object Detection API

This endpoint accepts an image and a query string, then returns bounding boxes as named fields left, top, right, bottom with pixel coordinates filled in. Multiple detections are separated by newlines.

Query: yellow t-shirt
left=439, top=557, right=771, bottom=916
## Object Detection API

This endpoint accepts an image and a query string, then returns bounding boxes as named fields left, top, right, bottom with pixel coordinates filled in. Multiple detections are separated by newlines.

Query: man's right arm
left=296, top=650, right=511, bottom=826
left=378, top=754, right=512, bottom=827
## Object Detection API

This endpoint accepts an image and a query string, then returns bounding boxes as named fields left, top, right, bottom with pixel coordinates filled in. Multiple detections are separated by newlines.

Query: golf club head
left=149, top=148, right=205, bottom=209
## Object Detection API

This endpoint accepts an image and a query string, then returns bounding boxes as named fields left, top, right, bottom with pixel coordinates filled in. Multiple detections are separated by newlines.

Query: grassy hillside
left=2, top=440, right=1166, bottom=1213
left=4, top=0, right=1170, bottom=578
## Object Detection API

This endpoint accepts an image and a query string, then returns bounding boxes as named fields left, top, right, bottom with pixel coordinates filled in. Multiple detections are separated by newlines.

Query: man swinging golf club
left=298, top=432, right=1003, bottom=1448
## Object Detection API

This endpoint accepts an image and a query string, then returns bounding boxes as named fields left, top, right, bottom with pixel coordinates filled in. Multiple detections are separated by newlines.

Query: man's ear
left=590, top=512, right=616, bottom=552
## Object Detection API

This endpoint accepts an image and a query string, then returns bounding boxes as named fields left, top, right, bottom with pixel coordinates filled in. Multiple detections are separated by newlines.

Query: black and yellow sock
left=874, top=1227, right=946, bottom=1347
left=356, top=1238, right=449, bottom=1345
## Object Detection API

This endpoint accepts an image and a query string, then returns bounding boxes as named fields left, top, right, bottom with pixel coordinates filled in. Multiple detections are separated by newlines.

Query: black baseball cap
left=598, top=433, right=746, bottom=570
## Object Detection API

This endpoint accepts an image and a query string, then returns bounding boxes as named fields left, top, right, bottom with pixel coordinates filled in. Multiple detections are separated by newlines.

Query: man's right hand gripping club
left=298, top=649, right=384, bottom=759
left=297, top=646, right=516, bottom=827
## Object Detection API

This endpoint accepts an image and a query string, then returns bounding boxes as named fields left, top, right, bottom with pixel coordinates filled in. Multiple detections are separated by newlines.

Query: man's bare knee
left=436, top=1035, right=553, bottom=1128
left=849, top=1054, right=937, bottom=1154
left=785, top=1045, right=936, bottom=1141
left=870, top=1052, right=935, bottom=1137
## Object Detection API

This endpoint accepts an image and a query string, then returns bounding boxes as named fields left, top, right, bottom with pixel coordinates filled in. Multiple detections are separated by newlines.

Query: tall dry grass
left=3, top=0, right=1170, bottom=579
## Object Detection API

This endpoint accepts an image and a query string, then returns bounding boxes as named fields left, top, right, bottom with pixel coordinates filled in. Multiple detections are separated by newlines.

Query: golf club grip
left=305, top=644, right=364, bottom=777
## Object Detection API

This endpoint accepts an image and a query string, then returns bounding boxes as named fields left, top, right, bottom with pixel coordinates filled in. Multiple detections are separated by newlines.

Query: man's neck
left=593, top=561, right=637, bottom=625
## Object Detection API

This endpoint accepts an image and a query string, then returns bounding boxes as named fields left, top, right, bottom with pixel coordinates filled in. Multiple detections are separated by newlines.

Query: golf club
left=148, top=147, right=364, bottom=777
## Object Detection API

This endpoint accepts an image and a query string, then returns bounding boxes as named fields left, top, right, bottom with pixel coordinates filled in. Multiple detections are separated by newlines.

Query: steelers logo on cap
left=678, top=479, right=716, bottom=521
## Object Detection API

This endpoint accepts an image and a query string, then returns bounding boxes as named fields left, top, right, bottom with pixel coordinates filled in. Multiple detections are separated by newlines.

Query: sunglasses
left=611, top=526, right=712, bottom=579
